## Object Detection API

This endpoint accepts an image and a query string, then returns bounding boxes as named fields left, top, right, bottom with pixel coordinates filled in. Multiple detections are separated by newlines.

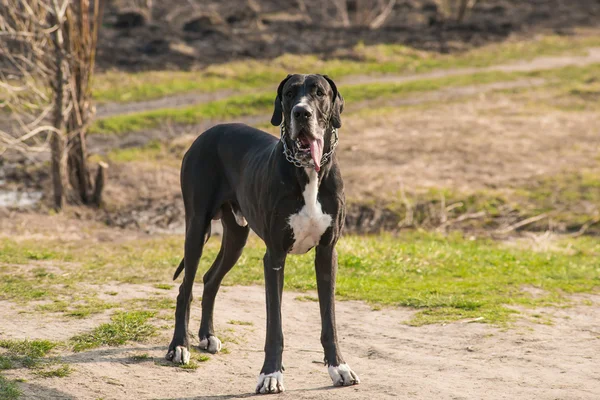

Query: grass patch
left=0, top=340, right=57, bottom=361
left=90, top=61, right=600, bottom=136
left=90, top=70, right=523, bottom=136
left=0, top=375, right=21, bottom=400
left=130, top=353, right=151, bottom=361
left=37, top=298, right=117, bottom=319
left=34, top=364, right=72, bottom=378
left=70, top=311, right=156, bottom=352
left=0, top=339, right=64, bottom=378
left=1, top=231, right=599, bottom=326
left=93, top=34, right=600, bottom=103
left=90, top=92, right=272, bottom=135
left=227, top=320, right=253, bottom=326
left=295, top=295, right=318, bottom=302
left=1, top=203, right=599, bottom=326
left=153, top=283, right=174, bottom=290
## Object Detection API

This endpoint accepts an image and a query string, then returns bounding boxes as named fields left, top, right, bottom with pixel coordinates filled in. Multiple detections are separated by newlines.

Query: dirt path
left=2, top=285, right=599, bottom=400
left=87, top=77, right=546, bottom=157
left=95, top=47, right=600, bottom=119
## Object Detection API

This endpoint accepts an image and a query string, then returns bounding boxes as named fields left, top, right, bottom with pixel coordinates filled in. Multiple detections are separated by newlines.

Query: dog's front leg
left=315, top=245, right=360, bottom=387
left=256, top=249, right=286, bottom=394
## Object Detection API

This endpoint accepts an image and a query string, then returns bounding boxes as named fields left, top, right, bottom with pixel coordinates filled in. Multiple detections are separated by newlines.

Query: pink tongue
left=309, top=138, right=323, bottom=172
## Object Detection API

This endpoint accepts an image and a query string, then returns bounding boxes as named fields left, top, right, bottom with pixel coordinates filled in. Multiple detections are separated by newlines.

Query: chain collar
left=280, top=123, right=339, bottom=169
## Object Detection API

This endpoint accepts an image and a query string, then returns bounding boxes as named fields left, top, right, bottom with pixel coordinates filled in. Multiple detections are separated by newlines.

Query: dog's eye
left=316, top=90, right=324, bottom=97
left=285, top=91, right=293, bottom=98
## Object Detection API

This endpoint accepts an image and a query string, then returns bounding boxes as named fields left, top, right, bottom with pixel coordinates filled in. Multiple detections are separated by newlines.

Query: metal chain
left=280, top=124, right=338, bottom=169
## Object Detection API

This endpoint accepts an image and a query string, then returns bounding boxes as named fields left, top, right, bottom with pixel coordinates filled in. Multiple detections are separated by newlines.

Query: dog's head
left=271, top=74, right=344, bottom=171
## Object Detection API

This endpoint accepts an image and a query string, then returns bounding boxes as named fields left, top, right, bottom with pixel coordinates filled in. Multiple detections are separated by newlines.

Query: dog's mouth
left=295, top=132, right=324, bottom=172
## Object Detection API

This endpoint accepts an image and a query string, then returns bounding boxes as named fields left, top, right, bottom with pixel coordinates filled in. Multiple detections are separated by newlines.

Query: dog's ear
left=322, top=75, right=344, bottom=129
left=271, top=74, right=292, bottom=126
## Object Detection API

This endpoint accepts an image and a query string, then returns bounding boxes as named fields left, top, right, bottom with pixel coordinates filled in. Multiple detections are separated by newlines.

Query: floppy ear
left=270, top=74, right=292, bottom=126
left=322, top=75, right=344, bottom=129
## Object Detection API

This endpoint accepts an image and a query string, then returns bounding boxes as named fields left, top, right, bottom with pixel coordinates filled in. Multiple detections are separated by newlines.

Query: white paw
left=328, top=363, right=360, bottom=386
left=199, top=336, right=222, bottom=354
left=172, top=346, right=191, bottom=364
left=256, top=372, right=284, bottom=394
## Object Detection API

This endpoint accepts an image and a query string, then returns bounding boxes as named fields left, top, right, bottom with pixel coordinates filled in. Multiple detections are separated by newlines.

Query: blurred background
left=1, top=0, right=599, bottom=237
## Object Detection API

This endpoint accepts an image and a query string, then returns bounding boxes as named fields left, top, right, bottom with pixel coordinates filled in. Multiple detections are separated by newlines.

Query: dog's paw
left=199, top=335, right=222, bottom=354
left=256, top=372, right=284, bottom=394
left=328, top=363, right=360, bottom=386
left=165, top=346, right=191, bottom=364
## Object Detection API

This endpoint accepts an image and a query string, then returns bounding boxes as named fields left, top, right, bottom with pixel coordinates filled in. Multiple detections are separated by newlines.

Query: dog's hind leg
left=198, top=204, right=249, bottom=353
left=166, top=213, right=211, bottom=364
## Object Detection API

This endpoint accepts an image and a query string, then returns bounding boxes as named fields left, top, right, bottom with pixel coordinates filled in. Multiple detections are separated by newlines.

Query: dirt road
left=2, top=284, right=599, bottom=400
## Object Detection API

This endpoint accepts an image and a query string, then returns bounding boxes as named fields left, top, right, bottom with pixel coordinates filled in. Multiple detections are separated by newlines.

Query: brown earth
left=1, top=281, right=599, bottom=400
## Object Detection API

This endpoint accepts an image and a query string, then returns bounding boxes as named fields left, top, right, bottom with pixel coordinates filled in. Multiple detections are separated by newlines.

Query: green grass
left=227, top=320, right=253, bottom=326
left=4, top=231, right=599, bottom=326
left=1, top=223, right=599, bottom=326
left=90, top=70, right=523, bottom=136
left=93, top=34, right=600, bottom=103
left=89, top=61, right=600, bottom=136
left=0, top=339, right=67, bottom=381
left=130, top=353, right=151, bottom=361
left=70, top=311, right=156, bottom=352
left=153, top=283, right=174, bottom=290
left=0, top=340, right=57, bottom=361
left=90, top=91, right=273, bottom=135
left=37, top=298, right=117, bottom=319
left=295, top=295, right=319, bottom=302
left=0, top=375, right=21, bottom=400
left=34, top=364, right=72, bottom=378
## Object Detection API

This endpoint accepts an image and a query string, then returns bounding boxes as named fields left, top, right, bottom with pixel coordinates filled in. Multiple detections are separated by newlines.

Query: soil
left=2, top=281, right=599, bottom=400
left=99, top=0, right=600, bottom=71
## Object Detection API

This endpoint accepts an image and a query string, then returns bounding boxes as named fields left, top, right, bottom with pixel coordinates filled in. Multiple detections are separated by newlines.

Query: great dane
left=166, top=74, right=360, bottom=394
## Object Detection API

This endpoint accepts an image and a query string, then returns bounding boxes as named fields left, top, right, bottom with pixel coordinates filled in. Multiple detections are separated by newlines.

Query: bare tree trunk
left=49, top=131, right=67, bottom=210
left=65, top=0, right=105, bottom=205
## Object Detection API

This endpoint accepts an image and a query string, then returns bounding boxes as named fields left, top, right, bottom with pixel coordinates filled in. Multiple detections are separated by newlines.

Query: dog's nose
left=293, top=105, right=312, bottom=120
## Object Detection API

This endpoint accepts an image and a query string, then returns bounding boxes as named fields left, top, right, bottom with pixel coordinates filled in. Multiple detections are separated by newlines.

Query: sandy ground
left=1, top=283, right=599, bottom=400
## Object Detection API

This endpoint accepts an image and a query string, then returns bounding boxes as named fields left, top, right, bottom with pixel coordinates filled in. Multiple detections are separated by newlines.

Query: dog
left=166, top=74, right=360, bottom=394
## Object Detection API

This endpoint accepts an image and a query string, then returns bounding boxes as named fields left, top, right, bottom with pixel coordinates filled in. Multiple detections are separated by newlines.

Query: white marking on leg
left=288, top=169, right=332, bottom=254
left=199, top=336, right=222, bottom=354
left=328, top=363, right=360, bottom=386
left=256, top=372, right=284, bottom=394
left=173, top=346, right=190, bottom=364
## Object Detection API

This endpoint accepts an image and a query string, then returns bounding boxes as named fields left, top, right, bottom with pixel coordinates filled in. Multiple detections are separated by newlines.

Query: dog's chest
left=288, top=169, right=332, bottom=254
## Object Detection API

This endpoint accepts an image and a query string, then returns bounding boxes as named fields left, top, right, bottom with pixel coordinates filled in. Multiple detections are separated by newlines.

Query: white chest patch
left=288, top=169, right=332, bottom=254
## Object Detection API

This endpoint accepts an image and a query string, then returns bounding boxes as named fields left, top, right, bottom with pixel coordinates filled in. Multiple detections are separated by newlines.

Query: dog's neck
left=280, top=122, right=338, bottom=183
left=278, top=124, right=337, bottom=188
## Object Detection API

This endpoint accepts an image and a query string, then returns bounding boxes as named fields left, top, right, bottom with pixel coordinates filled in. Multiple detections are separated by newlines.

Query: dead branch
left=1, top=0, right=106, bottom=210
left=566, top=216, right=600, bottom=238
left=369, top=0, right=396, bottom=29
left=495, top=213, right=549, bottom=235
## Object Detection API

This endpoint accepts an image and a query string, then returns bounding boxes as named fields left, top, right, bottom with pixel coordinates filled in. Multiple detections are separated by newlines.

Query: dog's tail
left=173, top=258, right=184, bottom=281
left=172, top=224, right=212, bottom=281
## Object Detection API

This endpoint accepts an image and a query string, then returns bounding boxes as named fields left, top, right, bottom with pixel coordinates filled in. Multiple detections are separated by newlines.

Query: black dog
left=166, top=74, right=359, bottom=394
